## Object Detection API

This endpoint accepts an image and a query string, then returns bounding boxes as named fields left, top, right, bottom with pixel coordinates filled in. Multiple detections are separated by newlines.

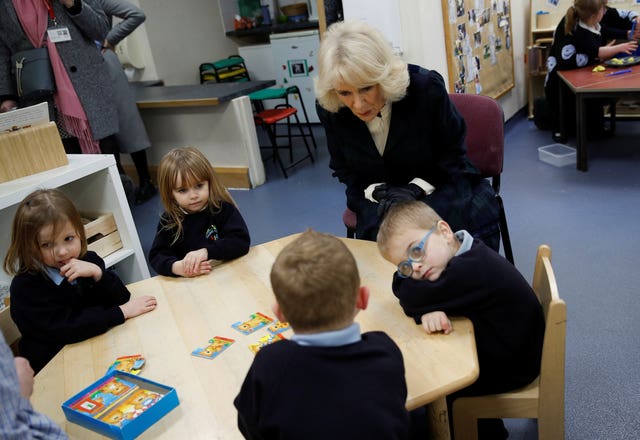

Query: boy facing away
left=234, top=229, right=410, bottom=440
left=377, top=201, right=545, bottom=437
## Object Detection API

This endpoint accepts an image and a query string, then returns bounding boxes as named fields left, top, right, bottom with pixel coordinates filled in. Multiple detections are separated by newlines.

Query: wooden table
left=31, top=234, right=478, bottom=439
left=131, top=81, right=275, bottom=189
left=558, top=63, right=640, bottom=171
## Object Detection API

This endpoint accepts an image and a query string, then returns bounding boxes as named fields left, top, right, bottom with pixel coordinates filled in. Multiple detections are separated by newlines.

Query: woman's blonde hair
left=3, top=189, right=87, bottom=275
left=315, top=20, right=410, bottom=113
left=565, top=0, right=606, bottom=34
left=157, top=146, right=236, bottom=244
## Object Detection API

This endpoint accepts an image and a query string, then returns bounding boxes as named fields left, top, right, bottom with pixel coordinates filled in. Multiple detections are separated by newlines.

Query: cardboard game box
left=62, top=371, right=179, bottom=440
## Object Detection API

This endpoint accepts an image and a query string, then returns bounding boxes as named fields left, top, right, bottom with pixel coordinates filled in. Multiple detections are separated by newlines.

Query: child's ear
left=437, top=220, right=455, bottom=239
left=356, top=286, right=370, bottom=311
left=272, top=302, right=286, bottom=322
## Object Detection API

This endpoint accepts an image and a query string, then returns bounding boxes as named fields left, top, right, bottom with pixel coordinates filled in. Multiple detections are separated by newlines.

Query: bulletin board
left=441, top=0, right=514, bottom=99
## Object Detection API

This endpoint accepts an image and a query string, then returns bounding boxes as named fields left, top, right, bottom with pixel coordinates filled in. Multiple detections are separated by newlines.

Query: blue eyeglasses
left=397, top=225, right=436, bottom=278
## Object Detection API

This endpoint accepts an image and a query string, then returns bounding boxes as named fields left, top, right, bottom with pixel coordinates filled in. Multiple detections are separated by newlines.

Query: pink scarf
left=13, top=0, right=101, bottom=154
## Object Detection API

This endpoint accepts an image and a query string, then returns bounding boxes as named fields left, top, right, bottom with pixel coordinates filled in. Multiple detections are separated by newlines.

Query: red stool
left=254, top=104, right=314, bottom=178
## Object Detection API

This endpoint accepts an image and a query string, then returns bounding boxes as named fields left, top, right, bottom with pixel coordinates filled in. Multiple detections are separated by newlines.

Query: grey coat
left=99, top=0, right=150, bottom=153
left=0, top=0, right=118, bottom=141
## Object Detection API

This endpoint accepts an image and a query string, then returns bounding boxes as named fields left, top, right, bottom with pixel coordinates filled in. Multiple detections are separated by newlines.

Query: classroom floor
left=131, top=110, right=640, bottom=440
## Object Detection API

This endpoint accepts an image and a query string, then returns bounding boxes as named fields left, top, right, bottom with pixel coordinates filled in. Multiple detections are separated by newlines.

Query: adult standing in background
left=315, top=20, right=500, bottom=250
left=98, top=0, right=157, bottom=205
left=0, top=0, right=119, bottom=159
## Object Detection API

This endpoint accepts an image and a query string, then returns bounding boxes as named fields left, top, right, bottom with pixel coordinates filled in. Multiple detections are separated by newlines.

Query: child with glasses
left=377, top=201, right=545, bottom=439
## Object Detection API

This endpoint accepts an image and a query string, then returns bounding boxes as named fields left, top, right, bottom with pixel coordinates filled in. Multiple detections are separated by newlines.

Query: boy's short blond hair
left=270, top=229, right=360, bottom=333
left=377, top=201, right=442, bottom=260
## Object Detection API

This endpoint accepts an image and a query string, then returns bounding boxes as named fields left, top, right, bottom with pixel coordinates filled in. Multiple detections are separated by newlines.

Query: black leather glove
left=376, top=184, right=425, bottom=218
left=371, top=183, right=389, bottom=202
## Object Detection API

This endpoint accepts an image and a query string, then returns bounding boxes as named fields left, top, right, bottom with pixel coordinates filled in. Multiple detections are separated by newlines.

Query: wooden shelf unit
left=0, top=154, right=151, bottom=343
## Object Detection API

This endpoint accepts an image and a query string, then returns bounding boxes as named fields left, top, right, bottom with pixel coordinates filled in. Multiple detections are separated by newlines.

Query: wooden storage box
left=0, top=122, right=68, bottom=184
left=82, top=213, right=123, bottom=259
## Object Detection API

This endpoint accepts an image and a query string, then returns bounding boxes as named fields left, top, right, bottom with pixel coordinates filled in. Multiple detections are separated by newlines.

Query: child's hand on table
left=173, top=254, right=212, bottom=277
left=120, top=295, right=157, bottom=319
left=421, top=311, right=453, bottom=334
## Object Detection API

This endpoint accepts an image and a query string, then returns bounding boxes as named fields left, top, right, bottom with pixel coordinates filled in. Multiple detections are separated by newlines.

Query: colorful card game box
left=191, top=336, right=235, bottom=360
left=249, top=333, right=286, bottom=354
left=62, top=371, right=179, bottom=440
left=266, top=320, right=291, bottom=335
left=231, top=312, right=274, bottom=335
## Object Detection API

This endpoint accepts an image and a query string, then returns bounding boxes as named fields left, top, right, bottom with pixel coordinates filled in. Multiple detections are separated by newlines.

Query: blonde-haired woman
left=315, top=20, right=500, bottom=250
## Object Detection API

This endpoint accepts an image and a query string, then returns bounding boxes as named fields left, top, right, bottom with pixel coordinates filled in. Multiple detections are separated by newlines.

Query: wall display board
left=441, top=0, right=514, bottom=98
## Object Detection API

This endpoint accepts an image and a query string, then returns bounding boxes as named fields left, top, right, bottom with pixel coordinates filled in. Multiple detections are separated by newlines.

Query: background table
left=131, top=81, right=275, bottom=189
left=558, top=64, right=640, bottom=171
left=31, top=234, right=478, bottom=439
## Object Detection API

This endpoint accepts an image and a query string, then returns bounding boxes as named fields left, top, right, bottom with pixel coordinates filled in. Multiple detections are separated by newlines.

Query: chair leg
left=293, top=113, right=314, bottom=164
left=452, top=401, right=480, bottom=440
left=295, top=93, right=318, bottom=150
left=263, top=123, right=288, bottom=179
left=497, top=195, right=514, bottom=265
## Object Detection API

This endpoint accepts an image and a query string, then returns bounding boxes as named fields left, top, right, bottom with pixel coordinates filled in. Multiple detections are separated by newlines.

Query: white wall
left=131, top=0, right=530, bottom=118
left=136, top=0, right=239, bottom=85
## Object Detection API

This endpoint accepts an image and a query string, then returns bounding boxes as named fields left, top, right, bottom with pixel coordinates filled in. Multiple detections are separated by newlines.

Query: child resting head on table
left=148, top=146, right=250, bottom=277
left=234, top=229, right=411, bottom=440
left=3, top=189, right=157, bottom=374
left=377, top=200, right=546, bottom=439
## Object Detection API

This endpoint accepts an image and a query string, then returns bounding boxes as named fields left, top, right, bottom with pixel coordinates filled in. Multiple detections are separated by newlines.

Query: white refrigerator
left=269, top=29, right=320, bottom=123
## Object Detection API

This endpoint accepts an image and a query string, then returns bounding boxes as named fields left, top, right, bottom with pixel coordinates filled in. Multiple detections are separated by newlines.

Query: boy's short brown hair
left=377, top=201, right=442, bottom=260
left=270, top=229, right=360, bottom=333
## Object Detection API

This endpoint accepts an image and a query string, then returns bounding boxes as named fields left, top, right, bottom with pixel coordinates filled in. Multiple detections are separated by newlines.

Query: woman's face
left=334, top=82, right=386, bottom=122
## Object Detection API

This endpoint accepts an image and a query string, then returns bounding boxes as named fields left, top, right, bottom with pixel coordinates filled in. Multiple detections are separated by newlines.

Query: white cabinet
left=0, top=154, right=150, bottom=286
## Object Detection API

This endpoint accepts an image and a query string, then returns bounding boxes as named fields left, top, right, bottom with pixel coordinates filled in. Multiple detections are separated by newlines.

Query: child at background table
left=3, top=189, right=157, bottom=373
left=149, top=147, right=250, bottom=277
left=601, top=3, right=640, bottom=42
left=234, top=229, right=410, bottom=440
left=376, top=201, right=545, bottom=439
left=544, top=0, right=638, bottom=142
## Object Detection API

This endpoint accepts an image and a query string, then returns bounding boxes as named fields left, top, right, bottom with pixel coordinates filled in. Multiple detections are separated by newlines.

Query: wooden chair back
left=532, top=244, right=567, bottom=436
left=0, top=308, right=21, bottom=355
left=452, top=244, right=567, bottom=440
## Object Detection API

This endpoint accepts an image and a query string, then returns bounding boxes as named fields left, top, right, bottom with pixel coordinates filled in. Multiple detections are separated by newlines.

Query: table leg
left=576, top=95, right=587, bottom=171
left=559, top=80, right=566, bottom=140
left=426, top=397, right=452, bottom=439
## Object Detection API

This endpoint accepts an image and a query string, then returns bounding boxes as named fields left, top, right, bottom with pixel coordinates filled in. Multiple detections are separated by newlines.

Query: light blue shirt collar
left=454, top=230, right=474, bottom=256
left=44, top=266, right=76, bottom=285
left=44, top=266, right=65, bottom=285
left=291, top=322, right=362, bottom=347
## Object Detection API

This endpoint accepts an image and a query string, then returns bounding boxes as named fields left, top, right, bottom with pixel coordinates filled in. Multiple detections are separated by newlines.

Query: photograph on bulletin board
left=441, top=0, right=515, bottom=99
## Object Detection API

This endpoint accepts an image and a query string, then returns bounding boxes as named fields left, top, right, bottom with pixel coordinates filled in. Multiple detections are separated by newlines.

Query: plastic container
left=538, top=143, right=576, bottom=167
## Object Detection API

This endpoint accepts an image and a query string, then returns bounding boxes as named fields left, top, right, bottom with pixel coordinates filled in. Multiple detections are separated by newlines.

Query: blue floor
left=132, top=110, right=640, bottom=439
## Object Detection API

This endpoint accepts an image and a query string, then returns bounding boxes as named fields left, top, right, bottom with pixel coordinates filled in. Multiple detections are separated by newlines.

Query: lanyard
left=44, top=0, right=58, bottom=26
